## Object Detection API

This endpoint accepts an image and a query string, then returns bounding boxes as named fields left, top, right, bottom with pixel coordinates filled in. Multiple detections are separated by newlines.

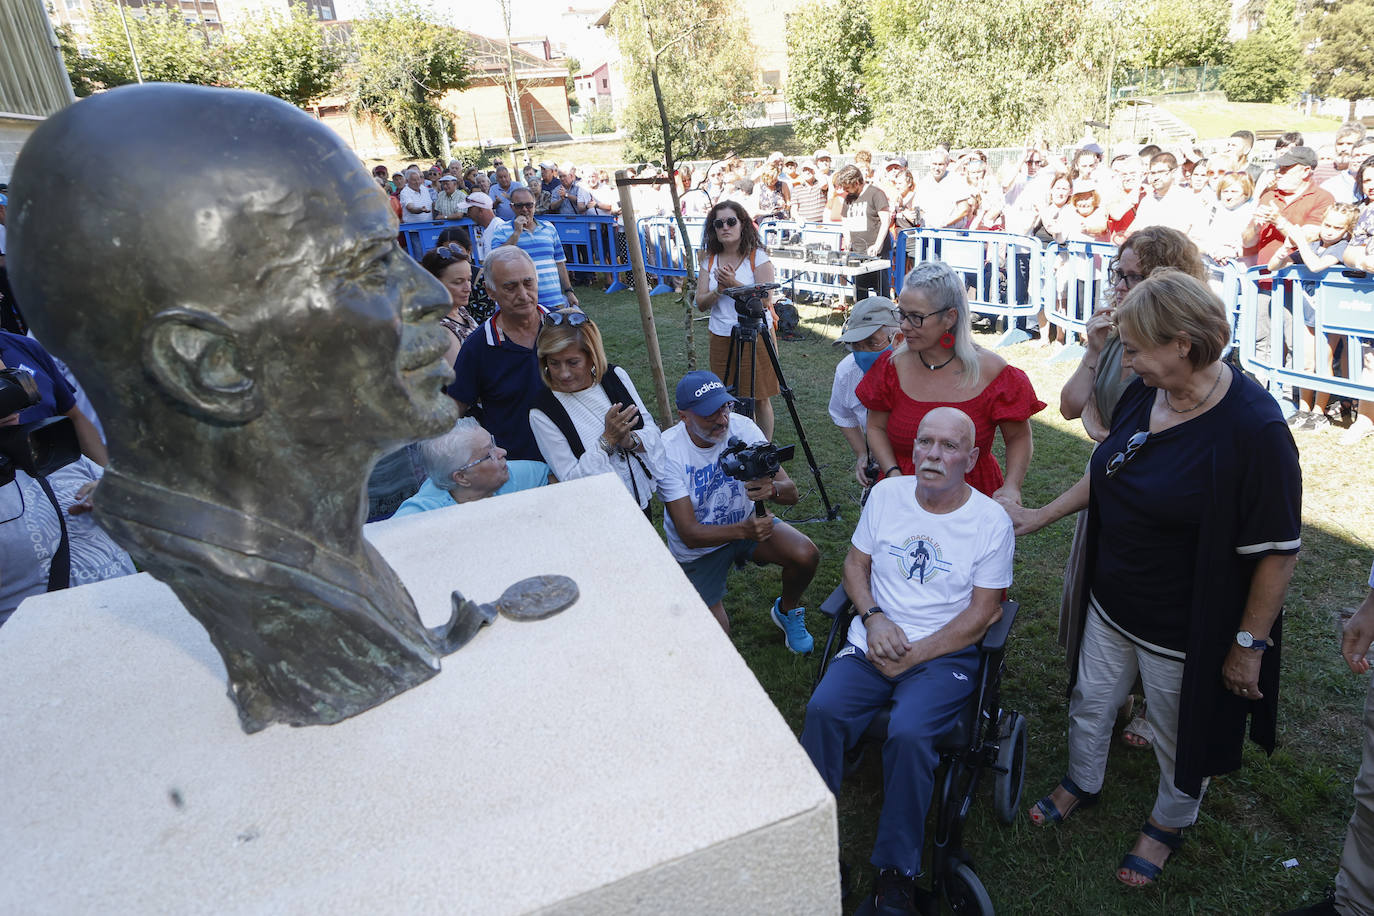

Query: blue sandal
left=1028, top=775, right=1100, bottom=826
left=1117, top=822, right=1185, bottom=886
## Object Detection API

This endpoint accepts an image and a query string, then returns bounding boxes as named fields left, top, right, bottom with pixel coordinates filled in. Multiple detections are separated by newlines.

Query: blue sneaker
left=771, top=598, right=814, bottom=654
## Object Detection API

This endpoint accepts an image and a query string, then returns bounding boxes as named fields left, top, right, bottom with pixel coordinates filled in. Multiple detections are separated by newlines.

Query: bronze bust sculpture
left=8, top=84, right=573, bottom=733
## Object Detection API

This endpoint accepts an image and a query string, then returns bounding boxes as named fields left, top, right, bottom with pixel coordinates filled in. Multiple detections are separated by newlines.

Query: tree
left=785, top=1, right=872, bottom=153
left=58, top=1, right=225, bottom=95
left=864, top=0, right=1114, bottom=150
left=1305, top=0, right=1374, bottom=120
left=606, top=0, right=758, bottom=370
left=607, top=0, right=758, bottom=165
left=495, top=0, right=529, bottom=148
left=1219, top=0, right=1304, bottom=103
left=346, top=0, right=470, bottom=159
left=1116, top=0, right=1231, bottom=69
left=227, top=3, right=344, bottom=107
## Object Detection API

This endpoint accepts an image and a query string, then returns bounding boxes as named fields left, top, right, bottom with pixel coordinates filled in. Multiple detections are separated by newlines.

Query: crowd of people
left=3, top=115, right=1372, bottom=916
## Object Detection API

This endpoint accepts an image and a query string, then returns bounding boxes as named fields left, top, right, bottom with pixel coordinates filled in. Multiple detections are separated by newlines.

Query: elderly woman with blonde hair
left=528, top=309, right=670, bottom=517
left=1010, top=270, right=1301, bottom=888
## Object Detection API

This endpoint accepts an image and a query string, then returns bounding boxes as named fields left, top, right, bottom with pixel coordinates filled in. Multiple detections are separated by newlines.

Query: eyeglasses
left=1105, top=430, right=1150, bottom=478
left=456, top=436, right=499, bottom=473
left=1107, top=262, right=1147, bottom=288
left=712, top=216, right=740, bottom=229
left=897, top=305, right=952, bottom=327
left=512, top=201, right=535, bottom=210
left=542, top=309, right=588, bottom=327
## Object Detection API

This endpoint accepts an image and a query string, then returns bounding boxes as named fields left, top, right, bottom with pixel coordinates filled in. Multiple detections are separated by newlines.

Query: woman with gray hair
left=391, top=418, right=550, bottom=516
left=856, top=260, right=1044, bottom=500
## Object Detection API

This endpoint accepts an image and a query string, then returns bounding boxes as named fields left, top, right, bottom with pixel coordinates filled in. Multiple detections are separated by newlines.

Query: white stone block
left=0, top=474, right=839, bottom=914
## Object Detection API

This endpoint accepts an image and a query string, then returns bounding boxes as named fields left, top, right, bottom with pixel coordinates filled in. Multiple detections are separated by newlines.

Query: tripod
left=719, top=284, right=840, bottom=522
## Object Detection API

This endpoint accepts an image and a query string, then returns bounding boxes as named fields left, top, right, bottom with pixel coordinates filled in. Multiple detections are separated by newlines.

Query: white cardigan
left=528, top=367, right=671, bottom=509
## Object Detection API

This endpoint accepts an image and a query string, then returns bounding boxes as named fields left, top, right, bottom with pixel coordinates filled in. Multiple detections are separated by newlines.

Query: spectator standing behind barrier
left=1104, top=154, right=1147, bottom=245
left=392, top=417, right=549, bottom=517
left=1319, top=123, right=1366, bottom=202
left=399, top=168, right=433, bottom=223
left=751, top=165, right=791, bottom=222
left=529, top=309, right=669, bottom=516
left=827, top=164, right=893, bottom=304
left=791, top=160, right=828, bottom=223
left=802, top=406, right=1013, bottom=914
left=433, top=174, right=468, bottom=220
left=1227, top=130, right=1263, bottom=184
left=888, top=168, right=920, bottom=234
left=1279, top=560, right=1374, bottom=916
left=1241, top=146, right=1334, bottom=363
left=546, top=162, right=592, bottom=216
left=1003, top=143, right=1053, bottom=234
left=964, top=153, right=1005, bottom=231
left=489, top=187, right=577, bottom=310
left=657, top=370, right=820, bottom=651
left=830, top=297, right=900, bottom=487
left=447, top=247, right=549, bottom=461
left=1196, top=170, right=1257, bottom=265
left=915, top=146, right=975, bottom=230
left=1010, top=271, right=1301, bottom=890
left=1132, top=153, right=1199, bottom=236
left=694, top=199, right=782, bottom=439
left=859, top=261, right=1044, bottom=502
left=421, top=245, right=478, bottom=371
left=489, top=165, right=523, bottom=222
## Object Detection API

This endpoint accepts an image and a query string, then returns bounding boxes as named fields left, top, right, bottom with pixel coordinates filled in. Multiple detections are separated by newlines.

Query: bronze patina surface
left=8, top=84, right=574, bottom=732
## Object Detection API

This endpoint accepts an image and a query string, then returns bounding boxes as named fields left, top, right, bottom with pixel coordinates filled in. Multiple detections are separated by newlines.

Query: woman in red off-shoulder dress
left=857, top=261, right=1045, bottom=501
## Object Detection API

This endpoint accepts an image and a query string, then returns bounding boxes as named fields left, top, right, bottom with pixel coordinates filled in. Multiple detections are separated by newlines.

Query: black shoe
left=873, top=868, right=919, bottom=915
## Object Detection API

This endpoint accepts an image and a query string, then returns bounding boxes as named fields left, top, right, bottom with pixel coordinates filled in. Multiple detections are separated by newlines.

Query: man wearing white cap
left=830, top=297, right=901, bottom=487
left=433, top=173, right=468, bottom=220
left=814, top=149, right=835, bottom=193
left=463, top=192, right=501, bottom=262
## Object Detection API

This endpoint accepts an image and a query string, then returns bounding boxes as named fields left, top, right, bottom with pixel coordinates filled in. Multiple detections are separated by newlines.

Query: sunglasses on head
left=542, top=310, right=588, bottom=328
left=712, top=216, right=740, bottom=229
left=433, top=245, right=468, bottom=262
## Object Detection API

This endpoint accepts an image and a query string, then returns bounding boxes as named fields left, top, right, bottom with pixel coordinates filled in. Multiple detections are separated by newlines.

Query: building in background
left=47, top=0, right=226, bottom=38
left=3, top=0, right=74, bottom=181
left=451, top=31, right=572, bottom=146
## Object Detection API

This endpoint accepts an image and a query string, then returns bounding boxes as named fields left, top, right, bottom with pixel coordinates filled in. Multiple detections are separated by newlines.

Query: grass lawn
left=571, top=282, right=1370, bottom=915
left=1158, top=99, right=1343, bottom=141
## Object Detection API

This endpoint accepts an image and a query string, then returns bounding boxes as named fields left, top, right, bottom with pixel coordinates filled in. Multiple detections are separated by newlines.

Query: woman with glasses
left=856, top=261, right=1044, bottom=501
left=528, top=309, right=668, bottom=517
left=695, top=199, right=782, bottom=438
left=1011, top=271, right=1301, bottom=888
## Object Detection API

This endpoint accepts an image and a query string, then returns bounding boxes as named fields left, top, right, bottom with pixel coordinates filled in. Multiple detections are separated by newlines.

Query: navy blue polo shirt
left=0, top=331, right=75, bottom=423
left=446, top=310, right=547, bottom=461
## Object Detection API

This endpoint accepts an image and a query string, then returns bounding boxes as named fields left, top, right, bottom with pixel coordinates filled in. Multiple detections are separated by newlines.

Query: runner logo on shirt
left=888, top=535, right=952, bottom=584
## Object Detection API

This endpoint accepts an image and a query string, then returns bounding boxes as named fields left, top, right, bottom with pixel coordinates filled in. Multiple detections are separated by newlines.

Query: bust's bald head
left=9, top=83, right=457, bottom=471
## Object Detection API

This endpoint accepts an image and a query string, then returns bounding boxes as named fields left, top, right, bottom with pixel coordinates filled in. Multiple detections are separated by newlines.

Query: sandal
left=1117, top=822, right=1184, bottom=887
left=1028, top=775, right=1100, bottom=826
left=1121, top=715, right=1154, bottom=749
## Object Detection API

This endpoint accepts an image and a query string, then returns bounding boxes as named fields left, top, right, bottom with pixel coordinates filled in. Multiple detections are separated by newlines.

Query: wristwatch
left=1235, top=631, right=1271, bottom=650
left=861, top=607, right=883, bottom=624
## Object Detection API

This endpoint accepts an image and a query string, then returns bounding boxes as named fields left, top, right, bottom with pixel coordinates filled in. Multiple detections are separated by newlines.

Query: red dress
left=856, top=352, right=1046, bottom=496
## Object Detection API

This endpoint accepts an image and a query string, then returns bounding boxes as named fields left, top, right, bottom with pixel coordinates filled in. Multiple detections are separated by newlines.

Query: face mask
left=853, top=347, right=888, bottom=372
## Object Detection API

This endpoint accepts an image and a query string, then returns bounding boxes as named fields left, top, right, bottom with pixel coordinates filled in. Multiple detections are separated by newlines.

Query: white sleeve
left=972, top=504, right=1015, bottom=590
left=850, top=478, right=887, bottom=556
left=828, top=362, right=859, bottom=427
left=614, top=368, right=675, bottom=500
left=656, top=428, right=690, bottom=503
left=529, top=407, right=617, bottom=483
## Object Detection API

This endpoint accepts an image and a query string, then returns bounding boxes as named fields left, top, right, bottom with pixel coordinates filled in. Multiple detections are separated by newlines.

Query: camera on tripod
left=723, top=282, right=781, bottom=327
left=0, top=367, right=81, bottom=487
left=719, top=436, right=795, bottom=482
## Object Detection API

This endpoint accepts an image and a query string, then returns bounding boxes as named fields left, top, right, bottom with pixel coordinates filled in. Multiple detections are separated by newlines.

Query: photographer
left=659, top=371, right=820, bottom=653
left=694, top=200, right=780, bottom=438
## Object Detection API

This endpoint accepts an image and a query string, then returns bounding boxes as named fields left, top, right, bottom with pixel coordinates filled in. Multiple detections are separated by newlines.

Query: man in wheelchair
left=800, top=407, right=1014, bottom=915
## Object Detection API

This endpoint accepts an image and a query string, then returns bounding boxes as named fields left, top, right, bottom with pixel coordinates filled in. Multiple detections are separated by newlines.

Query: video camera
left=720, top=435, right=795, bottom=483
left=722, top=282, right=781, bottom=326
left=0, top=367, right=81, bottom=487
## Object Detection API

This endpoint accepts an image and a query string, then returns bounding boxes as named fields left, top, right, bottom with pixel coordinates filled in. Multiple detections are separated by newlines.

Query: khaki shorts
left=708, top=329, right=781, bottom=400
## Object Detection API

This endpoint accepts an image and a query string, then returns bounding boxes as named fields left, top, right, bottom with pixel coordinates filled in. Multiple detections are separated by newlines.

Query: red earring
left=939, top=332, right=956, bottom=349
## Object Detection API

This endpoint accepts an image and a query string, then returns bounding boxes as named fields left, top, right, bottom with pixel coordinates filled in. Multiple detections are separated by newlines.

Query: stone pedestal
left=0, top=475, right=838, bottom=914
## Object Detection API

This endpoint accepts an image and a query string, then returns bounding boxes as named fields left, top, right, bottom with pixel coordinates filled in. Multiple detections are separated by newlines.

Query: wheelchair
left=811, top=585, right=1027, bottom=916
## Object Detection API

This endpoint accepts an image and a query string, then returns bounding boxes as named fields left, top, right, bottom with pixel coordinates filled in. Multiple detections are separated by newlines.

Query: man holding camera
left=660, top=371, right=820, bottom=653
left=801, top=407, right=1014, bottom=914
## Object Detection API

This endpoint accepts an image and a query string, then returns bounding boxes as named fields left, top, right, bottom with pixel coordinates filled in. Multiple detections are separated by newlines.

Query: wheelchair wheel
left=992, top=711, right=1027, bottom=826
left=944, top=861, right=995, bottom=916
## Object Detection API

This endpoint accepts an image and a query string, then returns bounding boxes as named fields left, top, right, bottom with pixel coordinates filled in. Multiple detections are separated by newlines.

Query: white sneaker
left=1339, top=417, right=1374, bottom=446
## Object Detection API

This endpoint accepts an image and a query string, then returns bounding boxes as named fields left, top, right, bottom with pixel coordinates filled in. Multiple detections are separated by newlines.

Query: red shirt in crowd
left=1248, top=182, right=1334, bottom=265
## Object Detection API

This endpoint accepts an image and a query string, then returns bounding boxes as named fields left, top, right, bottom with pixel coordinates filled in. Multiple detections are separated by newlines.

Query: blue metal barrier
left=1237, top=264, right=1374, bottom=406
left=894, top=228, right=1048, bottom=347
left=1044, top=240, right=1115, bottom=360
left=638, top=216, right=704, bottom=295
left=398, top=214, right=632, bottom=290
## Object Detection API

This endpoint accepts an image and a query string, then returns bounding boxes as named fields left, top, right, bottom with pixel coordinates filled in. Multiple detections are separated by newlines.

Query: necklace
left=919, top=350, right=956, bottom=371
left=1163, top=364, right=1223, bottom=414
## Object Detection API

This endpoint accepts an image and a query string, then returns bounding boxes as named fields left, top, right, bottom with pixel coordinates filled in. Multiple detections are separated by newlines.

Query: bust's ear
left=141, top=308, right=264, bottom=423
